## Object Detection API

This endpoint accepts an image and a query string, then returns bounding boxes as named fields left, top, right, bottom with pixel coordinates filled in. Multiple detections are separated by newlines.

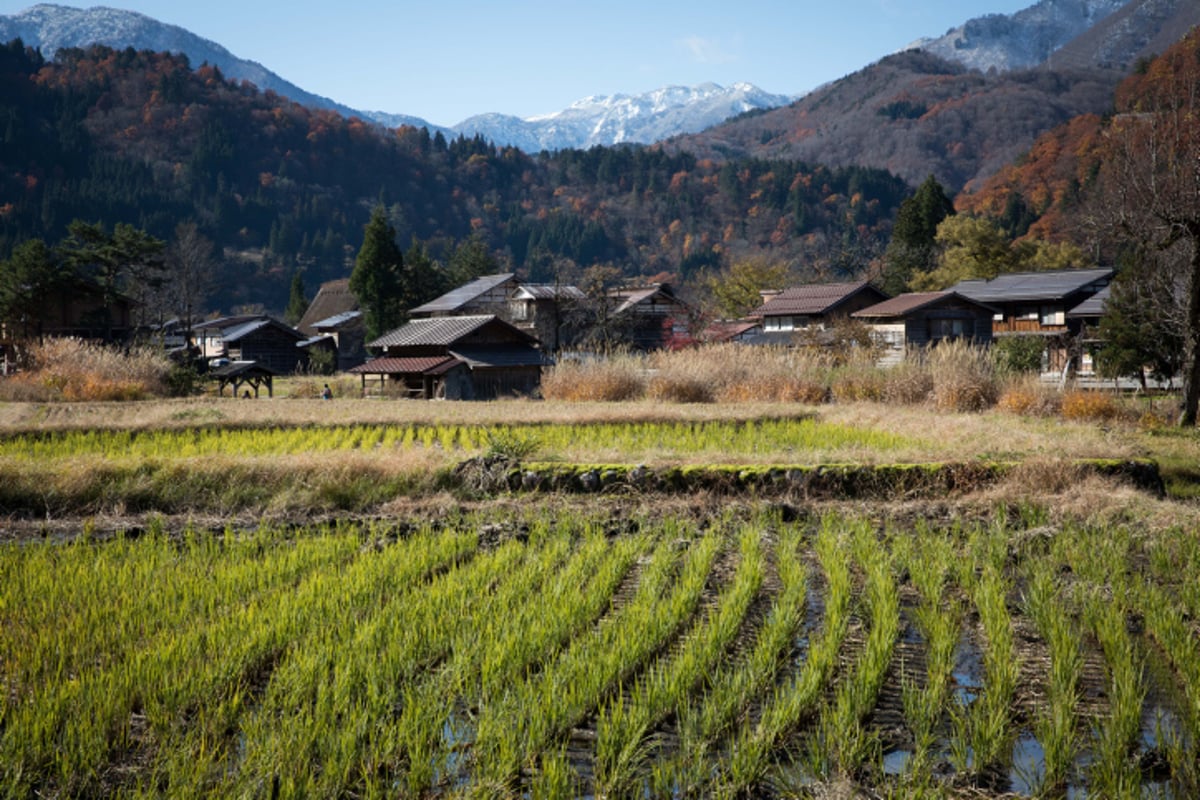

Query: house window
left=929, top=318, right=971, bottom=340
left=1040, top=306, right=1065, bottom=326
left=509, top=300, right=529, bottom=322
left=764, top=317, right=793, bottom=332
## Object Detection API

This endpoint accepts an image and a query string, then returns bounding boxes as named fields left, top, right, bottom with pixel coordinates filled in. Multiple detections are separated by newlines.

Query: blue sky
left=6, top=1, right=1034, bottom=125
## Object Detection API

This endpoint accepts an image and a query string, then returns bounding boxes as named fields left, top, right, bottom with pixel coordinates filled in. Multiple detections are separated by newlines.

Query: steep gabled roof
left=950, top=268, right=1113, bottom=303
left=409, top=273, right=515, bottom=315
left=297, top=278, right=359, bottom=336
left=750, top=281, right=887, bottom=317
left=220, top=316, right=304, bottom=343
left=368, top=314, right=537, bottom=349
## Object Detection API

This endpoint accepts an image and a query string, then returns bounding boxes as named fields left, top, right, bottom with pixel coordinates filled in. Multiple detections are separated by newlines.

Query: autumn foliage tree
left=1093, top=31, right=1200, bottom=425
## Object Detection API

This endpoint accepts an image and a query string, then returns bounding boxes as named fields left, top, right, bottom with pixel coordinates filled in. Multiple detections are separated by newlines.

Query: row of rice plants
left=1, top=523, right=476, bottom=798
left=469, top=528, right=722, bottom=793
left=1022, top=561, right=1084, bottom=793
left=389, top=519, right=646, bottom=797
left=951, top=525, right=1020, bottom=778
left=1137, top=534, right=1200, bottom=794
left=0, top=523, right=355, bottom=700
left=894, top=523, right=964, bottom=788
left=654, top=521, right=809, bottom=795
left=593, top=522, right=765, bottom=796
left=808, top=520, right=901, bottom=779
left=200, top=528, right=539, bottom=798
left=0, top=417, right=907, bottom=462
left=718, top=514, right=856, bottom=795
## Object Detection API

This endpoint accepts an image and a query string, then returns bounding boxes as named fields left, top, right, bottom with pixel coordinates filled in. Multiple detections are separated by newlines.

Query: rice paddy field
left=3, top=396, right=1200, bottom=798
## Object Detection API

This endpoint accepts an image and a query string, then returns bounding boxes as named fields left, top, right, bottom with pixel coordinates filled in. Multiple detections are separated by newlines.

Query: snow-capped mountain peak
left=907, top=0, right=1131, bottom=72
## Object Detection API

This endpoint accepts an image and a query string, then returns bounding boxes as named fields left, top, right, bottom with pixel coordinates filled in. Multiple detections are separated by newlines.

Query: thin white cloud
left=678, top=35, right=738, bottom=65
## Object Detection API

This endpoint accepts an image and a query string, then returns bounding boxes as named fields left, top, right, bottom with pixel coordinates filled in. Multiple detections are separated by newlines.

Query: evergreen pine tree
left=880, top=175, right=955, bottom=296
left=285, top=270, right=308, bottom=325
left=349, top=206, right=405, bottom=342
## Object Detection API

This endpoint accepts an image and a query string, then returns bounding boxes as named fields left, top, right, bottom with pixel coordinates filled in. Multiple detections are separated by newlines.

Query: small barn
left=220, top=317, right=308, bottom=374
left=353, top=315, right=547, bottom=399
left=852, top=292, right=996, bottom=365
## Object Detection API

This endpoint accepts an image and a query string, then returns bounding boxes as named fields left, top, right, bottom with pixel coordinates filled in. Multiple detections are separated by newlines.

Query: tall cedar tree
left=880, top=175, right=955, bottom=296
left=285, top=271, right=308, bottom=325
left=350, top=206, right=406, bottom=342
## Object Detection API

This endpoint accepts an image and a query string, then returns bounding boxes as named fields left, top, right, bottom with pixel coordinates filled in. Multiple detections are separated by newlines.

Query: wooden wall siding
left=228, top=329, right=305, bottom=374
left=994, top=319, right=1067, bottom=334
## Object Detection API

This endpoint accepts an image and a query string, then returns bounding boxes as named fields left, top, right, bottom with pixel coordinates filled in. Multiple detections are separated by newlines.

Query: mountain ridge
left=0, top=3, right=792, bottom=150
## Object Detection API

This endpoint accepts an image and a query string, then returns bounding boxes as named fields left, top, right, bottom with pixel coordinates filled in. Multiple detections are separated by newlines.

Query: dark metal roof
left=449, top=345, right=549, bottom=368
left=220, top=317, right=304, bottom=343
left=368, top=315, right=537, bottom=349
left=210, top=360, right=277, bottom=377
left=409, top=273, right=515, bottom=315
left=312, top=310, right=362, bottom=330
left=853, top=291, right=997, bottom=318
left=193, top=314, right=266, bottom=333
left=348, top=356, right=461, bottom=375
left=368, top=315, right=494, bottom=348
left=950, top=268, right=1113, bottom=303
left=750, top=281, right=885, bottom=317
left=1066, top=285, right=1111, bottom=318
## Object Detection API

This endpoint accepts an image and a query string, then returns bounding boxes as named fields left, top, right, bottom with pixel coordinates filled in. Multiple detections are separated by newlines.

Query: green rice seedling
left=594, top=523, right=764, bottom=796
left=717, top=514, right=854, bottom=796
left=471, top=530, right=721, bottom=792
left=659, top=522, right=809, bottom=795
left=809, top=521, right=899, bottom=778
left=894, top=525, right=962, bottom=783
left=1023, top=562, right=1082, bottom=793
left=1082, top=584, right=1145, bottom=799
left=949, top=526, right=1019, bottom=779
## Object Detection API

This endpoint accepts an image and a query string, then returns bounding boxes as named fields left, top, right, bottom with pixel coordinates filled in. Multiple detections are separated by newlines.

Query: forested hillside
left=661, top=50, right=1122, bottom=193
left=0, top=40, right=909, bottom=313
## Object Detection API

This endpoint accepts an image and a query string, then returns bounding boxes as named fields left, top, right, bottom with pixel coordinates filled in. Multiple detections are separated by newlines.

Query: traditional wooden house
left=297, top=278, right=357, bottom=334
left=351, top=315, right=546, bottom=399
left=746, top=281, right=890, bottom=346
left=409, top=273, right=516, bottom=318
left=508, top=284, right=587, bottom=353
left=300, top=310, right=365, bottom=371
left=192, top=315, right=270, bottom=361
left=295, top=278, right=366, bottom=371
left=950, top=269, right=1113, bottom=335
left=1, top=277, right=136, bottom=344
left=950, top=268, right=1113, bottom=372
left=852, top=292, right=997, bottom=365
left=606, top=283, right=693, bottom=350
left=199, top=316, right=307, bottom=374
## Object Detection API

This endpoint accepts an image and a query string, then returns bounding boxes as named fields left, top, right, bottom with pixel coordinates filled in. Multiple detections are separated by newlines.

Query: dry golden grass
left=0, top=339, right=172, bottom=402
left=996, top=374, right=1063, bottom=417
